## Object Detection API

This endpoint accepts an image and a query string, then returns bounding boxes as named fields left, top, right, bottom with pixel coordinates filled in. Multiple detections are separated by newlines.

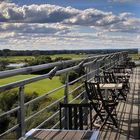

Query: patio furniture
left=85, top=81, right=118, bottom=128
left=103, top=71, right=127, bottom=101
left=59, top=103, right=93, bottom=130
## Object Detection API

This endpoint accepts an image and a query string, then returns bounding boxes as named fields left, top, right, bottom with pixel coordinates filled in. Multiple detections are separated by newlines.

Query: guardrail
left=0, top=51, right=128, bottom=139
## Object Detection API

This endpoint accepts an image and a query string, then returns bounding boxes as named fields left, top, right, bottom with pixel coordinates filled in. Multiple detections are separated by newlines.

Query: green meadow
left=128, top=53, right=140, bottom=60
left=0, top=75, right=64, bottom=99
left=0, top=54, right=87, bottom=99
left=0, top=54, right=86, bottom=63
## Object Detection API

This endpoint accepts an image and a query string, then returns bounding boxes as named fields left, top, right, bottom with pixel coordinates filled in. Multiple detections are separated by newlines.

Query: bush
left=59, top=71, right=79, bottom=84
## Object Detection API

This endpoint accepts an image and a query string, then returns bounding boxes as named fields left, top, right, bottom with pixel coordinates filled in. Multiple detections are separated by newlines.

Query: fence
left=0, top=51, right=128, bottom=139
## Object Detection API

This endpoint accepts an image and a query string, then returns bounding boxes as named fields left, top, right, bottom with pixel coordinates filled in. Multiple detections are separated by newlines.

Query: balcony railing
left=0, top=51, right=128, bottom=139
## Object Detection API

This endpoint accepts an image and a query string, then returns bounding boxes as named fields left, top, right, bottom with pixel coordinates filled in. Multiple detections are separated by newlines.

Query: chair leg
left=118, top=89, right=126, bottom=101
left=92, top=104, right=104, bottom=122
left=103, top=106, right=118, bottom=128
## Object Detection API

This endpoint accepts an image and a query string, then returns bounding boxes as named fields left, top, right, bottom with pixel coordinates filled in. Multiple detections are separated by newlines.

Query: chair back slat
left=79, top=106, right=83, bottom=130
left=85, top=81, right=101, bottom=102
left=94, top=75, right=105, bottom=83
left=104, top=71, right=116, bottom=83
left=69, top=106, right=72, bottom=129
left=74, top=107, right=78, bottom=129
left=60, top=103, right=92, bottom=130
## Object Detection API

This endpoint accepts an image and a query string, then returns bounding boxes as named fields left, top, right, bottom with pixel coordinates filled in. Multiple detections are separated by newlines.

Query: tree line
left=0, top=48, right=138, bottom=57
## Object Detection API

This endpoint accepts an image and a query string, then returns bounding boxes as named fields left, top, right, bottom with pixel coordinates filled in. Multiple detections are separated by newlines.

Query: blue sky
left=0, top=0, right=140, bottom=50
left=12, top=0, right=140, bottom=16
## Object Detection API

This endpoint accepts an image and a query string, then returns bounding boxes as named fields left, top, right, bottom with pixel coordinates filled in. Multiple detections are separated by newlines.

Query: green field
left=128, top=53, right=140, bottom=60
left=0, top=75, right=64, bottom=99
left=0, top=56, right=34, bottom=63
left=0, top=54, right=86, bottom=63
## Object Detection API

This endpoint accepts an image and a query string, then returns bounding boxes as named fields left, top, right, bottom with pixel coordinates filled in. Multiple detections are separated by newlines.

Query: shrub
left=59, top=71, right=79, bottom=84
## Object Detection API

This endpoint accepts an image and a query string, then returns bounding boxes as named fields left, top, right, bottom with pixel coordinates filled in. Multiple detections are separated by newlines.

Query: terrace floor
left=26, top=67, right=140, bottom=140
left=98, top=66, right=140, bottom=140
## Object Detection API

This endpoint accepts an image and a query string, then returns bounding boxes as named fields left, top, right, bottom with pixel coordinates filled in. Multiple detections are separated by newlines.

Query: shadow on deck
left=98, top=67, right=140, bottom=140
left=26, top=67, right=140, bottom=140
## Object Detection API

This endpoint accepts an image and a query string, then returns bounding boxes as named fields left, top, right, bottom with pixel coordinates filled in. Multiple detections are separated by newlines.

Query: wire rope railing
left=0, top=51, right=128, bottom=139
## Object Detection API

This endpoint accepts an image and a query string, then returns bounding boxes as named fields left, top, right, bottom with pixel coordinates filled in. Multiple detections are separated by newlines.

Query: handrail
left=0, top=52, right=124, bottom=92
left=0, top=54, right=105, bottom=79
left=0, top=51, right=128, bottom=139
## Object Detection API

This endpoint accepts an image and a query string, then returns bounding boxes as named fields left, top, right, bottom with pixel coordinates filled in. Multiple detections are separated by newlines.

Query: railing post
left=110, top=57, right=112, bottom=68
left=17, top=86, right=25, bottom=139
left=95, top=60, right=99, bottom=76
left=83, top=66, right=89, bottom=125
left=64, top=73, right=69, bottom=129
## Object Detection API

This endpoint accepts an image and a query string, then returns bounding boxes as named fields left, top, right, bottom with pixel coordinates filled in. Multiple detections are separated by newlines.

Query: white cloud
left=0, top=2, right=140, bottom=34
left=0, top=2, right=80, bottom=23
left=0, top=2, right=140, bottom=50
left=0, top=23, right=70, bottom=34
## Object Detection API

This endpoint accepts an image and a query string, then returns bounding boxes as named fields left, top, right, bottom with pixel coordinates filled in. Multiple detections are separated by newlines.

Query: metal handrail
left=0, top=51, right=127, bottom=139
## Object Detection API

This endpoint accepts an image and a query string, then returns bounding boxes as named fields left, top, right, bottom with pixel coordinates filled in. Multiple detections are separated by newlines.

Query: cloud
left=0, top=2, right=140, bottom=50
left=0, top=23, right=70, bottom=35
left=0, top=2, right=140, bottom=34
left=0, top=2, right=80, bottom=23
left=107, top=18, right=140, bottom=33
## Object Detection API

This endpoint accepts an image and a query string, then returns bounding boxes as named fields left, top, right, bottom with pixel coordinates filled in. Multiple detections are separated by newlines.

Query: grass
left=128, top=53, right=140, bottom=60
left=0, top=56, right=34, bottom=63
left=0, top=54, right=86, bottom=63
left=50, top=54, right=87, bottom=59
left=0, top=75, right=64, bottom=99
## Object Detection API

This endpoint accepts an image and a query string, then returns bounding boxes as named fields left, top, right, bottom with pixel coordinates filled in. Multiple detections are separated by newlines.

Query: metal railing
left=0, top=51, right=128, bottom=139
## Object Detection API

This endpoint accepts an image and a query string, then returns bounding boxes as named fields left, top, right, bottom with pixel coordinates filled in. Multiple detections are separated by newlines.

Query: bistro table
left=25, top=129, right=99, bottom=140
left=99, top=83, right=123, bottom=90
left=90, top=81, right=123, bottom=100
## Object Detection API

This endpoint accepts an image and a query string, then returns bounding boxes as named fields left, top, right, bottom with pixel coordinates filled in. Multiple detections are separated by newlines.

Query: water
left=134, top=60, right=140, bottom=66
left=7, top=63, right=26, bottom=68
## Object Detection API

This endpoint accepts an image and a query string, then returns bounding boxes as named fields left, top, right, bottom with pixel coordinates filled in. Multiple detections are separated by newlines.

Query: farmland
left=0, top=75, right=64, bottom=99
left=0, top=54, right=87, bottom=63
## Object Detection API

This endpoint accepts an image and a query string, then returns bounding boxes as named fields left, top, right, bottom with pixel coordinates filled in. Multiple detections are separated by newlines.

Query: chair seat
left=104, top=100, right=118, bottom=106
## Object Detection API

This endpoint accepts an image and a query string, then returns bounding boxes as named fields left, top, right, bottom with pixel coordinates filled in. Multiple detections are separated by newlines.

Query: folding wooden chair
left=59, top=103, right=93, bottom=130
left=85, top=81, right=118, bottom=128
left=103, top=71, right=116, bottom=83
left=85, top=81, right=106, bottom=128
left=103, top=71, right=127, bottom=101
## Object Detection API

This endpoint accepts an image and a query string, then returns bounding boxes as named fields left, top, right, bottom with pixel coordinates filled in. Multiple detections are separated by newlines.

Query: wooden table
left=25, top=129, right=99, bottom=140
left=99, top=83, right=123, bottom=90
left=114, top=73, right=130, bottom=78
left=90, top=82, right=123, bottom=100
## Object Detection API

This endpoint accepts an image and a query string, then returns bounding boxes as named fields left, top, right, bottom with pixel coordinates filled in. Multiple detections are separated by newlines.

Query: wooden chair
left=85, top=81, right=118, bottom=128
left=85, top=81, right=105, bottom=126
left=113, top=66, right=126, bottom=73
left=103, top=71, right=127, bottom=101
left=59, top=103, right=93, bottom=130
left=94, top=75, right=105, bottom=83
left=103, top=71, right=116, bottom=83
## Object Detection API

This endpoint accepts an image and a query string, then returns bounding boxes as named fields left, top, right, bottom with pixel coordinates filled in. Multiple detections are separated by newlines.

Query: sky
left=0, top=0, right=140, bottom=50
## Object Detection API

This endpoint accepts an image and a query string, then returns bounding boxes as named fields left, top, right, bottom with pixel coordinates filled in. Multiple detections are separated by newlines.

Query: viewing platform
left=24, top=67, right=140, bottom=140
left=0, top=51, right=139, bottom=140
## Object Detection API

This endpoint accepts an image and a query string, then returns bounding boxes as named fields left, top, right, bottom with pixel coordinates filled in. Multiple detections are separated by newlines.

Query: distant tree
left=59, top=71, right=79, bottom=84
left=0, top=60, right=9, bottom=71
left=54, top=57, right=71, bottom=62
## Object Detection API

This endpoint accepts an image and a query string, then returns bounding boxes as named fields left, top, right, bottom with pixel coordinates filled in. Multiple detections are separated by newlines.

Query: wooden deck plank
left=26, top=67, right=140, bottom=140
left=44, top=130, right=68, bottom=140
left=62, top=131, right=76, bottom=140
left=37, top=130, right=51, bottom=139
left=82, top=131, right=93, bottom=140
left=98, top=67, right=140, bottom=140
left=72, top=131, right=86, bottom=140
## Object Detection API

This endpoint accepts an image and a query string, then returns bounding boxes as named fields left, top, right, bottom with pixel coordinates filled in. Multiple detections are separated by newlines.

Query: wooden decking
left=26, top=67, right=140, bottom=140
left=98, top=67, right=140, bottom=140
left=26, top=129, right=99, bottom=140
